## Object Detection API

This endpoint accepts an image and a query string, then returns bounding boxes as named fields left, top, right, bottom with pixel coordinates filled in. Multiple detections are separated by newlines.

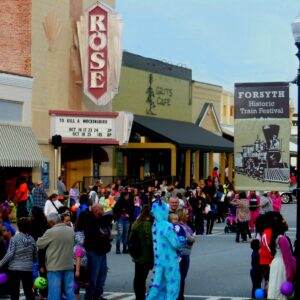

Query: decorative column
left=123, top=153, right=128, bottom=177
left=228, top=152, right=233, bottom=182
left=171, top=148, right=177, bottom=181
left=185, top=149, right=191, bottom=188
left=194, top=150, right=200, bottom=183
left=220, top=152, right=226, bottom=185
left=139, top=163, right=145, bottom=181
left=209, top=152, right=214, bottom=178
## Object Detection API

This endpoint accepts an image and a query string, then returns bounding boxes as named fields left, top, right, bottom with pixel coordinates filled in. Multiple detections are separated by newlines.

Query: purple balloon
left=73, top=282, right=79, bottom=291
left=0, top=273, right=7, bottom=284
left=280, top=281, right=294, bottom=297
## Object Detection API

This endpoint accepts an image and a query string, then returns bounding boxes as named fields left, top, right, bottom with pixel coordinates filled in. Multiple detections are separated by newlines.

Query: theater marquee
left=49, top=111, right=133, bottom=145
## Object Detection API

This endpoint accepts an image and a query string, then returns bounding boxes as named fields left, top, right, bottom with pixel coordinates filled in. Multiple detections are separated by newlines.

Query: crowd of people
left=0, top=171, right=297, bottom=300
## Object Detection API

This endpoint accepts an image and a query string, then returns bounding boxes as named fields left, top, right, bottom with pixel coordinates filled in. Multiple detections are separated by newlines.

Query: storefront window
left=0, top=100, right=23, bottom=122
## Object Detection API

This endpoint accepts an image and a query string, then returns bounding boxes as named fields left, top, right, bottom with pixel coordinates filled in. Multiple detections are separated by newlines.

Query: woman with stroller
left=224, top=186, right=237, bottom=233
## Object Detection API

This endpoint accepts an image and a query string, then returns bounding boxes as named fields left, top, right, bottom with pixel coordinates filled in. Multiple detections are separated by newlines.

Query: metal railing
left=82, top=175, right=176, bottom=191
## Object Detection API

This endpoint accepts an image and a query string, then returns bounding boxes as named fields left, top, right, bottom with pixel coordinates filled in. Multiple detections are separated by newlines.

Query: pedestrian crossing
left=17, top=291, right=251, bottom=300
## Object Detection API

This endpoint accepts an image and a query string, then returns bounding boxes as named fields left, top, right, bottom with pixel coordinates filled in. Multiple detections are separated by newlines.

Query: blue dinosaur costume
left=146, top=199, right=181, bottom=300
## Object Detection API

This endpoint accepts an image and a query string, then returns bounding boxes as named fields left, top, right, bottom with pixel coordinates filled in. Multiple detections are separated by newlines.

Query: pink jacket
left=278, top=235, right=296, bottom=282
left=247, top=194, right=260, bottom=214
left=270, top=194, right=281, bottom=212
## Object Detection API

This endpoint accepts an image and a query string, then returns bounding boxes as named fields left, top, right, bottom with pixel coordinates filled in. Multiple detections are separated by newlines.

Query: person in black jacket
left=113, top=191, right=134, bottom=254
left=29, top=207, right=49, bottom=299
left=250, top=239, right=261, bottom=299
left=84, top=204, right=113, bottom=300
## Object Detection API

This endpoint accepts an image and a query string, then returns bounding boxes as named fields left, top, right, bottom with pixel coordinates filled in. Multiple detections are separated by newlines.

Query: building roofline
left=122, top=51, right=192, bottom=81
left=192, top=79, right=222, bottom=89
left=0, top=70, right=32, bottom=78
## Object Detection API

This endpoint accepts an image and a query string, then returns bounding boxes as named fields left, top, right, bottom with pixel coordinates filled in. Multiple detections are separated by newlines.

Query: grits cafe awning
left=133, top=115, right=233, bottom=152
left=0, top=124, right=44, bottom=167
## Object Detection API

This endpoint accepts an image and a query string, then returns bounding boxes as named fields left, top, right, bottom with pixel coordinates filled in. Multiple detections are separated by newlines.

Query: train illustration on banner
left=235, top=124, right=289, bottom=183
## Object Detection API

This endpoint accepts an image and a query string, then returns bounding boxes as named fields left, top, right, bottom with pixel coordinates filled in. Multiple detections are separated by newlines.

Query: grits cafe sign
left=83, top=2, right=123, bottom=105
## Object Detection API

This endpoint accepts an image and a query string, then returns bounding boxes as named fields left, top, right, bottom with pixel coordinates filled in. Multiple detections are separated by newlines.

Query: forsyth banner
left=234, top=82, right=290, bottom=191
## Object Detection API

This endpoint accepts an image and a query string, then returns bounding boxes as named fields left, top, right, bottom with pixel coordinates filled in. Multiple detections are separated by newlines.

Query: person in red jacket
left=290, top=172, right=296, bottom=186
left=14, top=176, right=29, bottom=219
left=260, top=227, right=273, bottom=282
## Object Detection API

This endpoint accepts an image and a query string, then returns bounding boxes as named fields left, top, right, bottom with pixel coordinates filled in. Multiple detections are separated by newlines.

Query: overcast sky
left=116, top=0, right=300, bottom=109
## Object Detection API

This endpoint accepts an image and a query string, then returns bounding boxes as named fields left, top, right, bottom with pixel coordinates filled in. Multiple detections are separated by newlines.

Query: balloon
left=75, top=246, right=84, bottom=257
left=255, top=288, right=265, bottom=299
left=280, top=281, right=294, bottom=297
left=71, top=203, right=80, bottom=212
left=71, top=205, right=78, bottom=212
left=0, top=273, right=7, bottom=284
left=34, top=277, right=48, bottom=290
left=74, top=282, right=78, bottom=291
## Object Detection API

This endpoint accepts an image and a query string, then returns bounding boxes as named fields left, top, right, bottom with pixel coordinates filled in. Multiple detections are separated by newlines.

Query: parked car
left=280, top=185, right=297, bottom=204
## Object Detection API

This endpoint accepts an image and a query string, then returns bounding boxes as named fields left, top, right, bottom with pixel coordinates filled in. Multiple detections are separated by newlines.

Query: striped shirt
left=0, top=232, right=37, bottom=271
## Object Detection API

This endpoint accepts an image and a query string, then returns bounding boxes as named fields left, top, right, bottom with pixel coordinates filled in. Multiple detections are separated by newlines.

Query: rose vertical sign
left=88, top=5, right=108, bottom=99
left=83, top=2, right=123, bottom=106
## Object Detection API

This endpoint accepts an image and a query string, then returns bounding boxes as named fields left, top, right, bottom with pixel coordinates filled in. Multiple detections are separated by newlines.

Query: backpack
left=249, top=198, right=258, bottom=211
left=128, top=228, right=142, bottom=259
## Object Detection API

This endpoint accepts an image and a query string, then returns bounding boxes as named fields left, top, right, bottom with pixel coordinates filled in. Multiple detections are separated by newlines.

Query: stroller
left=224, top=205, right=237, bottom=233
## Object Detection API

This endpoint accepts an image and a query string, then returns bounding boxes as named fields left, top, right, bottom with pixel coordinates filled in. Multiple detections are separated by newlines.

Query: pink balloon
left=75, top=247, right=84, bottom=257
left=280, top=281, right=294, bottom=297
left=0, top=273, right=7, bottom=284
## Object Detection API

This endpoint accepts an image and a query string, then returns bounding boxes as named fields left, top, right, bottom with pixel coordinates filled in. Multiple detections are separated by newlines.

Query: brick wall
left=0, top=0, right=32, bottom=76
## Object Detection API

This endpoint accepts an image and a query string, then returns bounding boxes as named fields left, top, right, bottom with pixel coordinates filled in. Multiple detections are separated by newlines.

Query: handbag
left=50, top=200, right=59, bottom=213
left=204, top=204, right=211, bottom=214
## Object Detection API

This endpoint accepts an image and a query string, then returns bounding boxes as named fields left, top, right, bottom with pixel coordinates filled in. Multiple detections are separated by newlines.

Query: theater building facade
left=29, top=0, right=135, bottom=191
left=0, top=0, right=233, bottom=193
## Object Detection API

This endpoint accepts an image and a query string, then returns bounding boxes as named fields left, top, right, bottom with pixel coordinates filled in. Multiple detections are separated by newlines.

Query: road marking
left=117, top=295, right=135, bottom=300
left=19, top=291, right=249, bottom=300
left=188, top=297, right=247, bottom=300
left=205, top=232, right=224, bottom=236
left=105, top=292, right=126, bottom=299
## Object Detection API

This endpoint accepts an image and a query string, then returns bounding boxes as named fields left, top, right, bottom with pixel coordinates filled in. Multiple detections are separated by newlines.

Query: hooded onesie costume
left=146, top=199, right=181, bottom=300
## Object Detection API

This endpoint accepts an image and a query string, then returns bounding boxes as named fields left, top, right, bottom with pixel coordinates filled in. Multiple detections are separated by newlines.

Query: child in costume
left=146, top=199, right=181, bottom=300
left=74, top=212, right=89, bottom=300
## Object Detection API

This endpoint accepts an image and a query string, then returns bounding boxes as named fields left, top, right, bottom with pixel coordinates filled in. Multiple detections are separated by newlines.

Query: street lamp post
left=291, top=15, right=300, bottom=300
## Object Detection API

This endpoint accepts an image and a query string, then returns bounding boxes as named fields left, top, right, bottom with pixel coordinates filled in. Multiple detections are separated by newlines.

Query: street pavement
left=104, top=202, right=296, bottom=299
left=18, top=202, right=296, bottom=300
